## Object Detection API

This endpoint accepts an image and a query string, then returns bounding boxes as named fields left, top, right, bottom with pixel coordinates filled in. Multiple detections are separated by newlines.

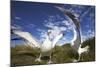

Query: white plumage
left=35, top=32, right=63, bottom=63
left=52, top=33, right=63, bottom=48
left=40, top=33, right=52, bottom=52
left=12, top=28, right=64, bottom=64
left=72, top=27, right=89, bottom=62
left=12, top=30, right=40, bottom=48
left=78, top=46, right=89, bottom=55
left=56, top=6, right=89, bottom=62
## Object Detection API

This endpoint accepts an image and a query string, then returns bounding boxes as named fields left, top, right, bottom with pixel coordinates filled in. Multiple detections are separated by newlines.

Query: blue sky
left=11, top=1, right=95, bottom=46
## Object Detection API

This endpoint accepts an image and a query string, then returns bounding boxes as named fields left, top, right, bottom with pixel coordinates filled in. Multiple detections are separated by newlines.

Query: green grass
left=11, top=37, right=95, bottom=66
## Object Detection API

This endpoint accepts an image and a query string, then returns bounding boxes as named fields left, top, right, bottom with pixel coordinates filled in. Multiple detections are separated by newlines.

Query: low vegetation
left=11, top=37, right=95, bottom=66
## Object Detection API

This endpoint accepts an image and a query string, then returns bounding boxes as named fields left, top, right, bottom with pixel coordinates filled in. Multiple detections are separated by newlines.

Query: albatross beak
left=55, top=6, right=67, bottom=12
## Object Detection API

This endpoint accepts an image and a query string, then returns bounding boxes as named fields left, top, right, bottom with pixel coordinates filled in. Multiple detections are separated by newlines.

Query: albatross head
left=47, top=30, right=51, bottom=36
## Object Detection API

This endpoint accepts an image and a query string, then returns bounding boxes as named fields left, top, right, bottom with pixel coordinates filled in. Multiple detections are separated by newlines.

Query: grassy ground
left=11, top=37, right=95, bottom=66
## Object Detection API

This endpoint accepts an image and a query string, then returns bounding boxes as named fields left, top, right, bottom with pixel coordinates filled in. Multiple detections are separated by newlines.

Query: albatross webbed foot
left=35, top=58, right=41, bottom=62
left=47, top=60, right=53, bottom=64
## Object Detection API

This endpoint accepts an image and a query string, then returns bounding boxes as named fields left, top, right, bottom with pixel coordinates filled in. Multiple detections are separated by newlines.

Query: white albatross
left=35, top=31, right=64, bottom=64
left=11, top=27, right=64, bottom=64
left=71, top=27, right=89, bottom=62
left=56, top=6, right=89, bottom=62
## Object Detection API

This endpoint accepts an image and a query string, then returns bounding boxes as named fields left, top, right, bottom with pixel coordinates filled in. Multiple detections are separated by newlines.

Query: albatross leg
left=77, top=54, right=81, bottom=62
left=35, top=54, right=42, bottom=62
left=72, top=53, right=81, bottom=63
left=47, top=53, right=53, bottom=64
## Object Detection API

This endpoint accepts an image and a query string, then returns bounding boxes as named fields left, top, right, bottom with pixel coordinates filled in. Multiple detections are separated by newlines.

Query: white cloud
left=87, top=29, right=95, bottom=37
left=44, top=22, right=55, bottom=29
left=60, top=26, right=67, bottom=31
left=37, top=15, right=76, bottom=44
left=43, top=15, right=75, bottom=42
left=62, top=20, right=70, bottom=26
left=80, top=7, right=92, bottom=21
left=12, top=24, right=22, bottom=30
left=36, top=28, right=47, bottom=42
left=11, top=26, right=17, bottom=29
left=81, top=35, right=88, bottom=42
left=47, top=26, right=62, bottom=40
left=81, top=29, right=95, bottom=42
left=29, top=24, right=35, bottom=27
left=57, top=37, right=70, bottom=46
left=15, top=17, right=21, bottom=20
